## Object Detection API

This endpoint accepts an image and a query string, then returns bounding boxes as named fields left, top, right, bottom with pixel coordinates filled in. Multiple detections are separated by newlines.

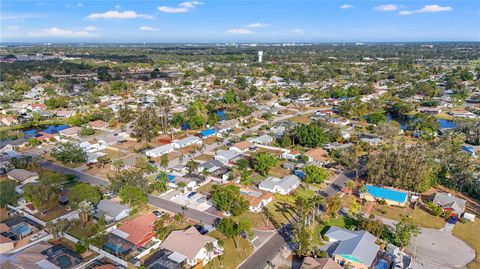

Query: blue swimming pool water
left=375, top=259, right=389, bottom=269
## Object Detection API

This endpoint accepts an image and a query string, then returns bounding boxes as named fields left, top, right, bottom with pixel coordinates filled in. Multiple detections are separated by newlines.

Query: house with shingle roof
left=433, top=193, right=467, bottom=217
left=111, top=213, right=156, bottom=248
left=95, top=200, right=131, bottom=223
left=7, top=169, right=39, bottom=185
left=160, top=226, right=222, bottom=267
left=259, top=175, right=300, bottom=195
left=325, top=226, right=380, bottom=269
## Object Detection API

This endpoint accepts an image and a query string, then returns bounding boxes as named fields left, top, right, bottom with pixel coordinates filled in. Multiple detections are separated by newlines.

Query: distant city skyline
left=1, top=0, right=479, bottom=43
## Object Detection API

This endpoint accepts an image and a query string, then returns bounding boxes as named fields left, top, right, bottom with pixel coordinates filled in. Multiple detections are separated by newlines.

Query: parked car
left=194, top=224, right=208, bottom=235
left=187, top=192, right=197, bottom=199
left=153, top=210, right=165, bottom=217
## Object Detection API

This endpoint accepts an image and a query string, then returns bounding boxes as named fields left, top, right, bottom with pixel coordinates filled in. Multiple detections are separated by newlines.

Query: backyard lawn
left=34, top=205, right=70, bottom=222
left=372, top=203, right=445, bottom=229
left=453, top=220, right=480, bottom=269
left=234, top=211, right=268, bottom=229
left=205, top=231, right=253, bottom=269
left=67, top=220, right=99, bottom=239
left=268, top=165, right=291, bottom=178
left=289, top=113, right=313, bottom=124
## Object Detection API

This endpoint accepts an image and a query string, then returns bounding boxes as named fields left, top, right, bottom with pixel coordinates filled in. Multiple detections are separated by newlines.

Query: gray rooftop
left=96, top=200, right=131, bottom=219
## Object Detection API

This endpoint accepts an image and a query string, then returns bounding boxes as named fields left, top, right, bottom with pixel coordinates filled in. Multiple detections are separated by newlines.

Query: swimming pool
left=55, top=254, right=72, bottom=269
left=374, top=259, right=389, bottom=269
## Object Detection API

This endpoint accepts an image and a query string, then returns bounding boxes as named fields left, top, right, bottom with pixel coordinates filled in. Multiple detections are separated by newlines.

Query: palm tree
left=323, top=195, right=342, bottom=219
left=78, top=200, right=94, bottom=228
left=345, top=180, right=356, bottom=195
left=204, top=241, right=216, bottom=260
left=155, top=95, right=172, bottom=134
left=112, top=159, right=125, bottom=172
left=186, top=160, right=200, bottom=175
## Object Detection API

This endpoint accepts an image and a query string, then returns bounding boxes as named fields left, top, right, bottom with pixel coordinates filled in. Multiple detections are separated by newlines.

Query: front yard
left=205, top=230, right=253, bottom=269
left=453, top=220, right=480, bottom=269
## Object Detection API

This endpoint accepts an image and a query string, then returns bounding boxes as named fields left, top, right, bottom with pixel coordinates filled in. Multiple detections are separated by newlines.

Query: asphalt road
left=40, top=160, right=219, bottom=226
left=238, top=173, right=350, bottom=269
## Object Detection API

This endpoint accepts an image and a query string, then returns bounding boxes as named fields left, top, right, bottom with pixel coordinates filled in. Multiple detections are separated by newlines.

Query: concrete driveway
left=408, top=228, right=475, bottom=269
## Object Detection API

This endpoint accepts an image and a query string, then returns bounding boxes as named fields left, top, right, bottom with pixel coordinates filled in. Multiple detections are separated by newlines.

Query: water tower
left=258, top=51, right=263, bottom=63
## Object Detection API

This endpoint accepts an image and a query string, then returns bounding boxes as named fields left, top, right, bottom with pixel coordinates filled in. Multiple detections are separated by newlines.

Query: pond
left=386, top=114, right=456, bottom=130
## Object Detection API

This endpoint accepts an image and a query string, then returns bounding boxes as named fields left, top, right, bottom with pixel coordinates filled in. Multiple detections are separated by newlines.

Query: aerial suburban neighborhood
left=0, top=1, right=479, bottom=269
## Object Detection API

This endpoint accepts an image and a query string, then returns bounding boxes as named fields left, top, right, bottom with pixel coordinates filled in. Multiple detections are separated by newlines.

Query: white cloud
left=246, top=22, right=270, bottom=28
left=399, top=4, right=452, bottom=15
left=28, top=27, right=96, bottom=38
left=225, top=28, right=253, bottom=34
left=6, top=25, right=20, bottom=30
left=340, top=4, right=354, bottom=9
left=374, top=4, right=402, bottom=11
left=158, top=1, right=202, bottom=13
left=87, top=10, right=152, bottom=20
left=291, top=29, right=305, bottom=34
left=140, top=26, right=159, bottom=31
left=84, top=26, right=97, bottom=31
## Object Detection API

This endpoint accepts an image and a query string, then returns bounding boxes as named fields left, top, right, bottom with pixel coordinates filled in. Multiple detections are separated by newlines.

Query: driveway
left=408, top=228, right=475, bottom=269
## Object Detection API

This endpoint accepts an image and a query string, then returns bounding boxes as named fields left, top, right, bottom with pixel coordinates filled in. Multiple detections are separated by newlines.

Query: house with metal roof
left=325, top=226, right=380, bottom=269
left=259, top=175, right=300, bottom=195
left=146, top=144, right=175, bottom=158
left=247, top=134, right=273, bottom=146
left=214, top=150, right=241, bottom=164
left=172, top=136, right=202, bottom=149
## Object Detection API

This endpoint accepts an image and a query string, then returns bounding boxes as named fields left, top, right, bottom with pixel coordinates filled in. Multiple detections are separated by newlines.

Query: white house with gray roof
left=325, top=226, right=380, bottom=269
left=146, top=144, right=175, bottom=158
left=214, top=150, right=240, bottom=164
left=95, top=200, right=131, bottom=223
left=247, top=134, right=273, bottom=146
left=433, top=192, right=467, bottom=217
left=172, top=136, right=202, bottom=149
left=259, top=175, right=300, bottom=195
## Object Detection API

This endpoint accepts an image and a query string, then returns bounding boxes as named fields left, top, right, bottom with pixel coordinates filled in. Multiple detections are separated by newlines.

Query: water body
left=386, top=113, right=456, bottom=130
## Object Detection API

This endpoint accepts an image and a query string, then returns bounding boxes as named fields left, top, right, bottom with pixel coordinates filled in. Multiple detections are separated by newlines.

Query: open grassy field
left=205, top=231, right=253, bottom=269
left=453, top=220, right=480, bottom=269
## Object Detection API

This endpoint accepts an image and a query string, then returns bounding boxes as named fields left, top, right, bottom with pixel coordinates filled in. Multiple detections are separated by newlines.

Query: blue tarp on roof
left=200, top=129, right=216, bottom=137
left=462, top=145, right=475, bottom=154
left=168, top=174, right=175, bottom=182
left=216, top=111, right=226, bottom=121
left=293, top=170, right=305, bottom=179
left=366, top=185, right=407, bottom=203
left=181, top=122, right=189, bottom=130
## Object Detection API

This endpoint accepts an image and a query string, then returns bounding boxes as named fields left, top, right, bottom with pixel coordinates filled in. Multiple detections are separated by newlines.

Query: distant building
left=258, top=51, right=263, bottom=63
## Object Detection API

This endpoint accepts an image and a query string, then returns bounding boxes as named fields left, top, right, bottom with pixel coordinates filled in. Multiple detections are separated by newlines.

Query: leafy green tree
left=217, top=218, right=251, bottom=248
left=132, top=107, right=160, bottom=145
left=323, top=195, right=342, bottom=219
left=392, top=217, right=421, bottom=248
left=211, top=185, right=249, bottom=216
left=0, top=181, right=18, bottom=208
left=290, top=123, right=330, bottom=147
left=108, top=169, right=148, bottom=193
left=303, top=165, right=328, bottom=184
left=51, top=142, right=87, bottom=164
left=153, top=217, right=172, bottom=240
left=23, top=172, right=64, bottom=214
left=119, top=186, right=147, bottom=207
left=69, top=183, right=102, bottom=207
left=188, top=114, right=206, bottom=130
left=135, top=157, right=157, bottom=174
left=367, top=111, right=387, bottom=125
left=253, top=152, right=278, bottom=176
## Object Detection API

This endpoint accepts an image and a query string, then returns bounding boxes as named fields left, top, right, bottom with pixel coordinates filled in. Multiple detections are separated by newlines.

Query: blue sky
left=1, top=0, right=479, bottom=42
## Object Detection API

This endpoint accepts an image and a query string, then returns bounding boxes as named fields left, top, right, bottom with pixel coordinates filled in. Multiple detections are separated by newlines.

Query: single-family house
left=200, top=159, right=225, bottom=173
left=144, top=249, right=186, bottom=269
left=300, top=257, right=342, bottom=269
left=95, top=200, right=131, bottom=223
left=214, top=150, right=240, bottom=164
left=282, top=149, right=301, bottom=160
left=160, top=226, right=222, bottom=266
left=1, top=116, right=18, bottom=127
left=231, top=184, right=273, bottom=213
left=146, top=144, right=175, bottom=158
left=325, top=226, right=380, bottom=269
left=248, top=134, right=273, bottom=146
left=112, top=213, right=157, bottom=248
left=198, top=129, right=217, bottom=138
left=363, top=185, right=408, bottom=206
left=305, top=148, right=329, bottom=164
left=230, top=141, right=255, bottom=154
left=7, top=169, right=39, bottom=185
left=87, top=120, right=109, bottom=131
left=432, top=193, right=467, bottom=217
left=58, top=127, right=81, bottom=137
left=259, top=175, right=301, bottom=195
left=172, top=136, right=202, bottom=149
left=216, top=119, right=239, bottom=133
